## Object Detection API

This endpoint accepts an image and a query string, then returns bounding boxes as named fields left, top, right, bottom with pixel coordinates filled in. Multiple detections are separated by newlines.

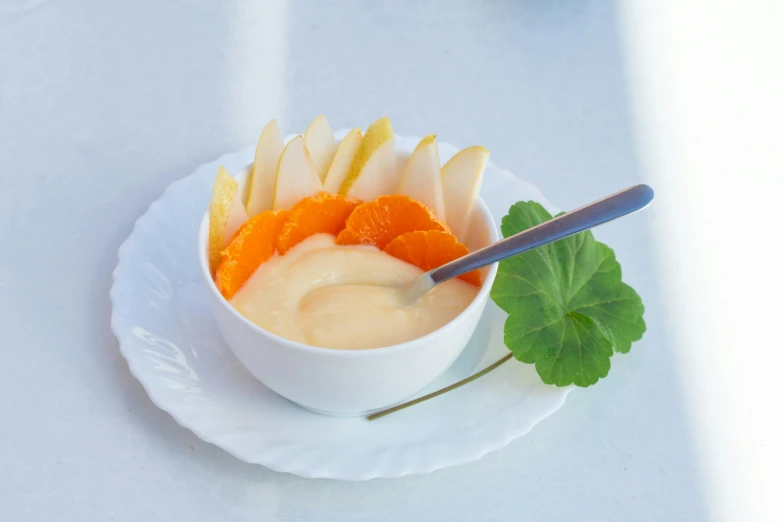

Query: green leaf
left=490, top=201, right=646, bottom=387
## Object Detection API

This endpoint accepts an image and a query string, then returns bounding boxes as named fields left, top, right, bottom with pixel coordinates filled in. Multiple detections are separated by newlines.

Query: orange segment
left=384, top=230, right=482, bottom=286
left=335, top=194, right=448, bottom=249
left=334, top=228, right=361, bottom=245
left=276, top=193, right=361, bottom=254
left=215, top=210, right=288, bottom=299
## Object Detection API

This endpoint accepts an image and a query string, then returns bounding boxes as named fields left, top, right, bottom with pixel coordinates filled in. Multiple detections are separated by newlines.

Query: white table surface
left=1, top=1, right=780, bottom=521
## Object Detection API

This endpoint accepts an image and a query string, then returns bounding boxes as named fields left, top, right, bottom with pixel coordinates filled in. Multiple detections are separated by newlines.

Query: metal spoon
left=401, top=184, right=655, bottom=304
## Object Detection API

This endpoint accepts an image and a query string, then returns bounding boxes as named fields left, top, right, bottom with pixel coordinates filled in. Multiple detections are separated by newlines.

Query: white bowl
left=197, top=166, right=500, bottom=416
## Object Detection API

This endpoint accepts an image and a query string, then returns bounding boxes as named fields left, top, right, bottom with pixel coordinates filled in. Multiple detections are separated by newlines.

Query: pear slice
left=272, top=135, right=324, bottom=211
left=323, top=128, right=362, bottom=193
left=225, top=187, right=249, bottom=243
left=396, top=135, right=446, bottom=221
left=396, top=151, right=411, bottom=181
left=246, top=119, right=285, bottom=216
left=209, top=167, right=248, bottom=273
left=303, top=115, right=338, bottom=182
left=338, top=117, right=397, bottom=200
left=441, top=146, right=489, bottom=242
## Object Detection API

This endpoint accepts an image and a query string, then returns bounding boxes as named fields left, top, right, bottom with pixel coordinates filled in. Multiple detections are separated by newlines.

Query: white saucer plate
left=110, top=133, right=573, bottom=480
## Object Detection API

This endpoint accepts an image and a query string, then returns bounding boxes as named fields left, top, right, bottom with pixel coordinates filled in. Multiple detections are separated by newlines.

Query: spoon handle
left=429, top=184, right=655, bottom=284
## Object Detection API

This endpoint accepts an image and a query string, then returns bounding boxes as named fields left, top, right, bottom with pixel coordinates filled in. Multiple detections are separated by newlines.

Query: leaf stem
left=366, top=352, right=514, bottom=421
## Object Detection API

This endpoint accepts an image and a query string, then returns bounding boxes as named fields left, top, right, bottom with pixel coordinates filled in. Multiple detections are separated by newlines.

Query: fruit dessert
left=207, top=116, right=489, bottom=350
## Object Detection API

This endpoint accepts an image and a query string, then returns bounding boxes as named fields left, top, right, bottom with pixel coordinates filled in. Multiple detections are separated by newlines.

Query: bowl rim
left=198, top=168, right=500, bottom=358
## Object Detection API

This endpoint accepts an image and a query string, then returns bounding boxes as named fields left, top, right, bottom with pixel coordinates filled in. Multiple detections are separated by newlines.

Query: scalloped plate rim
left=109, top=133, right=573, bottom=480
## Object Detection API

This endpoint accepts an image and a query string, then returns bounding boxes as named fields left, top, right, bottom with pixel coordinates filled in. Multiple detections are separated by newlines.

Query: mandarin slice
left=276, top=193, right=361, bottom=254
left=383, top=230, right=482, bottom=286
left=214, top=209, right=288, bottom=299
left=335, top=194, right=448, bottom=250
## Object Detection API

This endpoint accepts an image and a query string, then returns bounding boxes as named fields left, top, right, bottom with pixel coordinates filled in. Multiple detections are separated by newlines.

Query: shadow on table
left=268, top=2, right=709, bottom=521
left=70, top=0, right=709, bottom=520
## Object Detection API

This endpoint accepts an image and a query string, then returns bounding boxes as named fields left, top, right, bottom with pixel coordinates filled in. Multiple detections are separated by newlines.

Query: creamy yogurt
left=230, top=234, right=478, bottom=349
